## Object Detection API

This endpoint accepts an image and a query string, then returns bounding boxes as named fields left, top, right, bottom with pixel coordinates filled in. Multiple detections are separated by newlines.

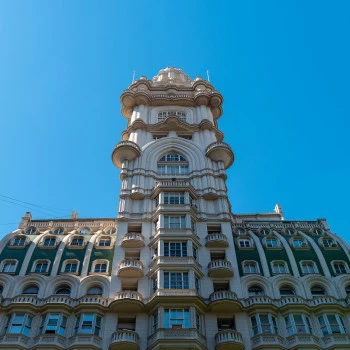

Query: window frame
left=0, top=260, right=18, bottom=274
left=318, top=314, right=346, bottom=336
left=300, top=261, right=318, bottom=275
left=243, top=261, right=259, bottom=274
left=271, top=261, right=288, bottom=274
left=251, top=314, right=278, bottom=336
left=61, top=259, right=79, bottom=274
left=91, top=260, right=109, bottom=275
left=164, top=241, right=188, bottom=257
left=285, top=314, right=312, bottom=336
left=164, top=308, right=190, bottom=329
left=74, top=313, right=102, bottom=336
left=5, top=313, right=32, bottom=336
left=32, top=259, right=50, bottom=274
left=164, top=272, right=189, bottom=289
left=40, top=313, right=67, bottom=336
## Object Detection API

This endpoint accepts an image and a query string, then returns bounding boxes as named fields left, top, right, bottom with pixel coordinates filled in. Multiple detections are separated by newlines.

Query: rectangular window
left=6, top=314, right=32, bottom=336
left=42, top=313, right=67, bottom=336
left=164, top=216, right=186, bottom=229
left=323, top=239, right=334, bottom=248
left=152, top=278, right=158, bottom=293
left=164, top=309, right=190, bottom=329
left=164, top=272, right=189, bottom=289
left=239, top=240, right=251, bottom=248
left=195, top=277, right=200, bottom=292
left=152, top=312, right=158, bottom=333
left=301, top=262, right=316, bottom=274
left=285, top=314, right=311, bottom=336
left=13, top=238, right=26, bottom=246
left=218, top=318, right=235, bottom=331
left=244, top=262, right=258, bottom=274
left=251, top=314, right=277, bottom=335
left=272, top=263, right=287, bottom=274
left=94, top=263, right=107, bottom=273
left=2, top=261, right=16, bottom=273
left=266, top=239, right=279, bottom=248
left=71, top=238, right=84, bottom=246
left=98, top=238, right=111, bottom=247
left=318, top=314, right=346, bottom=336
left=64, top=263, right=77, bottom=273
left=35, top=262, right=48, bottom=273
left=157, top=165, right=189, bottom=175
left=192, top=247, right=198, bottom=260
left=164, top=192, right=185, bottom=204
left=43, top=238, right=56, bottom=246
left=75, top=314, right=102, bottom=336
left=334, top=263, right=347, bottom=274
left=164, top=242, right=187, bottom=257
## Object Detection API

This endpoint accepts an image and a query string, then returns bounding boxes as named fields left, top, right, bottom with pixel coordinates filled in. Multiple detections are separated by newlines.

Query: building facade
left=0, top=67, right=350, bottom=350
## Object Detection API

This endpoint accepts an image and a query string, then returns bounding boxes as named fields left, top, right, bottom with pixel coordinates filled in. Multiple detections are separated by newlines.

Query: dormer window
left=158, top=111, right=186, bottom=122
left=238, top=239, right=252, bottom=248
left=9, top=236, right=28, bottom=248
left=53, top=227, right=64, bottom=235
left=293, top=239, right=308, bottom=248
left=265, top=239, right=279, bottom=248
left=322, top=238, right=337, bottom=248
left=25, top=227, right=37, bottom=235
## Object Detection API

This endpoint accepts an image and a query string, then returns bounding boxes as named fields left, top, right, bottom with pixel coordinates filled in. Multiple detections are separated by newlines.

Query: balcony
left=208, top=260, right=233, bottom=278
left=118, top=259, right=143, bottom=278
left=152, top=181, right=196, bottom=197
left=33, top=334, right=67, bottom=348
left=151, top=256, right=199, bottom=269
left=130, top=186, right=145, bottom=199
left=68, top=334, right=102, bottom=349
left=0, top=334, right=30, bottom=349
left=251, top=334, right=285, bottom=350
left=215, top=330, right=244, bottom=350
left=322, top=334, right=350, bottom=349
left=147, top=328, right=207, bottom=350
left=209, top=291, right=241, bottom=313
left=112, top=141, right=141, bottom=169
left=205, top=142, right=234, bottom=169
left=110, top=291, right=144, bottom=312
left=286, top=334, right=322, bottom=349
left=121, top=233, right=145, bottom=248
left=110, top=330, right=139, bottom=350
left=205, top=233, right=229, bottom=248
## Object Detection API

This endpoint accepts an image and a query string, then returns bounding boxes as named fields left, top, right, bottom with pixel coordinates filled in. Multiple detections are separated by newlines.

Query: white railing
left=208, top=260, right=232, bottom=270
left=112, top=330, right=139, bottom=344
left=119, top=259, right=143, bottom=270
left=115, top=291, right=142, bottom=301
left=215, top=330, right=243, bottom=344
left=210, top=291, right=237, bottom=302
left=205, top=233, right=228, bottom=244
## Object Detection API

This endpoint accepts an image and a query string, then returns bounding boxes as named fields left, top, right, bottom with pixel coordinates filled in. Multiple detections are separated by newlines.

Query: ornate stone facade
left=0, top=68, right=350, bottom=350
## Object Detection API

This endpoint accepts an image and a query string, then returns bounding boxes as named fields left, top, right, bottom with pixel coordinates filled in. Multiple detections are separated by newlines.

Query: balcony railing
left=121, top=233, right=145, bottom=248
left=210, top=291, right=238, bottom=302
left=215, top=330, right=244, bottom=348
left=148, top=328, right=206, bottom=347
left=111, top=330, right=139, bottom=346
left=251, top=334, right=284, bottom=349
left=208, top=260, right=233, bottom=278
left=205, top=233, right=229, bottom=247
left=118, top=259, right=144, bottom=277
left=286, top=334, right=321, bottom=347
left=115, top=291, right=143, bottom=302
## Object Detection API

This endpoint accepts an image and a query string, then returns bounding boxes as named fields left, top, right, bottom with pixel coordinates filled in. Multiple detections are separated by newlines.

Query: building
left=0, top=67, right=350, bottom=350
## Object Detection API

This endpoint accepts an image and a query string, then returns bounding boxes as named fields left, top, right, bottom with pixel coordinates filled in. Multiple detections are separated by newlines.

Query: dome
left=152, top=67, right=192, bottom=86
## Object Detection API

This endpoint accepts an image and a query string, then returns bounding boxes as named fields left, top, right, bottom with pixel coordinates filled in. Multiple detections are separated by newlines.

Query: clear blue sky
left=0, top=1, right=349, bottom=241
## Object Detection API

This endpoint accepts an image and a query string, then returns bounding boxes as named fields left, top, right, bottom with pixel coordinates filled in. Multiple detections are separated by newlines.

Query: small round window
left=80, top=228, right=90, bottom=235
left=285, top=229, right=295, bottom=235
left=25, top=227, right=37, bottom=235
left=313, top=229, right=322, bottom=235
left=53, top=227, right=64, bottom=235
left=105, top=228, right=116, bottom=235
left=260, top=229, right=269, bottom=235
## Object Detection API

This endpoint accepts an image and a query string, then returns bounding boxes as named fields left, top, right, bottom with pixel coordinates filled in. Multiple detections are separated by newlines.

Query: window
left=285, top=229, right=295, bottom=235
left=98, top=237, right=111, bottom=247
left=55, top=286, right=71, bottom=295
left=323, top=239, right=336, bottom=248
left=164, top=309, right=190, bottom=328
left=152, top=278, right=158, bottom=293
left=333, top=262, right=347, bottom=274
left=70, top=237, right=84, bottom=246
left=104, top=228, right=116, bottom=235
left=285, top=314, right=312, bottom=336
left=41, top=313, right=67, bottom=336
left=43, top=237, right=56, bottom=247
left=5, top=314, right=32, bottom=336
left=79, top=228, right=90, bottom=235
left=345, top=285, right=350, bottom=296
left=265, top=239, right=279, bottom=248
left=313, top=228, right=322, bottom=235
left=158, top=111, right=186, bottom=121
left=301, top=262, right=317, bottom=274
left=164, top=192, right=185, bottom=204
left=272, top=261, right=288, bottom=274
left=243, top=262, right=258, bottom=274
left=235, top=228, right=245, bottom=235
left=153, top=134, right=167, bottom=140
left=318, top=314, right=346, bottom=335
left=196, top=312, right=201, bottom=331
left=239, top=239, right=252, bottom=248
left=260, top=229, right=270, bottom=236
left=293, top=239, right=307, bottom=248
left=157, top=153, right=189, bottom=175
left=251, top=314, right=278, bottom=335
left=214, top=282, right=229, bottom=292
left=311, top=285, right=326, bottom=297
left=218, top=318, right=235, bottom=331
left=152, top=312, right=158, bottom=333
left=25, top=227, right=37, bottom=235
left=192, top=246, right=198, bottom=260
left=164, top=272, right=189, bottom=289
left=94, top=262, right=107, bottom=273
left=75, top=314, right=102, bottom=336
left=11, top=237, right=26, bottom=246
left=23, top=285, right=39, bottom=295
left=164, top=216, right=186, bottom=229
left=248, top=285, right=264, bottom=296
left=164, top=242, right=187, bottom=257
left=87, top=286, right=103, bottom=295
left=195, top=277, right=200, bottom=293
left=279, top=285, right=295, bottom=296
left=64, top=261, right=78, bottom=273
left=53, top=227, right=64, bottom=235
left=1, top=260, right=16, bottom=273
left=34, top=261, right=49, bottom=273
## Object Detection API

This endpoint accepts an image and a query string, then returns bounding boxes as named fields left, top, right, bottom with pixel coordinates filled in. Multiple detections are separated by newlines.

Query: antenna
left=206, top=70, right=210, bottom=82
left=132, top=70, right=136, bottom=83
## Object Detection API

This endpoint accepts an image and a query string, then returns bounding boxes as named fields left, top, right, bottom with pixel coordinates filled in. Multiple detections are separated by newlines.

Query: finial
left=132, top=70, right=136, bottom=84
left=206, top=70, right=210, bottom=82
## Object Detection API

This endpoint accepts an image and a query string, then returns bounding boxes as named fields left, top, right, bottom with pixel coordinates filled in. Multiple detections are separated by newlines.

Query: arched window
left=311, top=285, right=326, bottom=297
left=345, top=285, right=350, bottom=295
left=248, top=285, right=264, bottom=296
left=243, top=261, right=258, bottom=274
left=279, top=285, right=295, bottom=296
left=87, top=286, right=103, bottom=296
left=23, top=285, right=39, bottom=295
left=55, top=285, right=71, bottom=295
left=157, top=153, right=189, bottom=175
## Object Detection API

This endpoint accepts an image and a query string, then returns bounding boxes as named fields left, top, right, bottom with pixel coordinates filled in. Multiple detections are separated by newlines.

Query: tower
left=111, top=67, right=235, bottom=349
